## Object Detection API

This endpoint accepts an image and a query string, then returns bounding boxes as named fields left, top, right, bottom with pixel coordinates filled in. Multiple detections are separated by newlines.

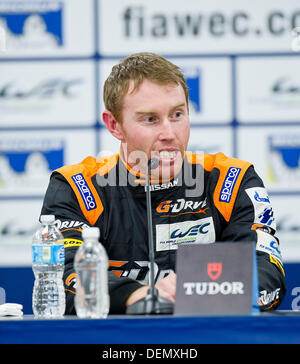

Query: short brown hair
left=103, top=52, right=189, bottom=123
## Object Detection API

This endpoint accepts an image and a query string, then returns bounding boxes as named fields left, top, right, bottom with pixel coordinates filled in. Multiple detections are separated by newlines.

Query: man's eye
left=146, top=116, right=156, bottom=122
left=172, top=111, right=183, bottom=119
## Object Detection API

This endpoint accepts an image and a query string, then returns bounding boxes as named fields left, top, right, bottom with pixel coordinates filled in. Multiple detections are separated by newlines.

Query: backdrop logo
left=207, top=262, right=222, bottom=280
left=0, top=138, right=64, bottom=195
left=267, top=135, right=300, bottom=189
left=0, top=0, right=64, bottom=50
left=184, top=67, right=202, bottom=113
left=271, top=77, right=300, bottom=103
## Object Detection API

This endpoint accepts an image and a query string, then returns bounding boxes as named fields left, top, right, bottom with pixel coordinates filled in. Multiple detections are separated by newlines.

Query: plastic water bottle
left=32, top=215, right=65, bottom=318
left=74, top=227, right=110, bottom=318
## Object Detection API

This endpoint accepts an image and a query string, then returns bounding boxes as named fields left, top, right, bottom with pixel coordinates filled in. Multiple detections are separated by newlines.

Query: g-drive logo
left=219, top=167, right=241, bottom=203
left=72, top=173, right=96, bottom=211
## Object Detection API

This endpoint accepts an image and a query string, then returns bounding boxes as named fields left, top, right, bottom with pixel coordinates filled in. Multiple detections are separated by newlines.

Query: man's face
left=116, top=79, right=190, bottom=181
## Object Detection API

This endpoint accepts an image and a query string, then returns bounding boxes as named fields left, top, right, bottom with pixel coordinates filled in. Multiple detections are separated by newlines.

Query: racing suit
left=41, top=151, right=286, bottom=314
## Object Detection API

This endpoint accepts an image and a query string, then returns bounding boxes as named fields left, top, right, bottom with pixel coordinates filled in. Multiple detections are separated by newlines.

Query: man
left=41, top=52, right=286, bottom=314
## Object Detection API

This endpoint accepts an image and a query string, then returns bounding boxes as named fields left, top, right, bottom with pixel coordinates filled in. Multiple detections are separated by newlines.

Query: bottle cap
left=40, top=215, right=55, bottom=224
left=82, top=227, right=100, bottom=240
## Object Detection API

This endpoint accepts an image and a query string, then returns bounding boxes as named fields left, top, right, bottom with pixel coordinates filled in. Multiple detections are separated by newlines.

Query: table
left=1, top=312, right=300, bottom=344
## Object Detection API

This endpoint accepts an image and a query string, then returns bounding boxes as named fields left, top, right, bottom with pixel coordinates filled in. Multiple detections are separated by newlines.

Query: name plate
left=175, top=242, right=258, bottom=315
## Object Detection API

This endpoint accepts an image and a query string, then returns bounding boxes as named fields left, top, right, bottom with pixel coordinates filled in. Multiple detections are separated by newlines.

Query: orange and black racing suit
left=41, top=152, right=286, bottom=314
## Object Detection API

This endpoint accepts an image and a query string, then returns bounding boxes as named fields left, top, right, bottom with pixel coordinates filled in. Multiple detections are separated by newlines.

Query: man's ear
left=102, top=110, right=125, bottom=141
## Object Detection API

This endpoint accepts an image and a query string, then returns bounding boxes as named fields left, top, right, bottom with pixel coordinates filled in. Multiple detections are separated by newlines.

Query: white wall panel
left=0, top=60, right=96, bottom=126
left=237, top=56, right=300, bottom=122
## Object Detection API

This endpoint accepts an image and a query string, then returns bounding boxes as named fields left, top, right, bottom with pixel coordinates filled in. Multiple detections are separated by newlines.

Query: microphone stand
left=126, top=159, right=174, bottom=315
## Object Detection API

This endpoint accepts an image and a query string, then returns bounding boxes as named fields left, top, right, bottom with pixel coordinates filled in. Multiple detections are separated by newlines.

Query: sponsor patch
left=246, top=187, right=276, bottom=230
left=156, top=217, right=215, bottom=252
left=55, top=219, right=90, bottom=231
left=256, top=229, right=282, bottom=265
left=156, top=197, right=207, bottom=216
left=146, top=178, right=179, bottom=192
left=219, top=167, right=241, bottom=203
left=64, top=238, right=83, bottom=248
left=259, top=288, right=280, bottom=307
left=71, top=173, right=96, bottom=211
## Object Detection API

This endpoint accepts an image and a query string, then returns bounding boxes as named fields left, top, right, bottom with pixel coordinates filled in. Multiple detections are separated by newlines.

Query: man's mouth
left=158, top=150, right=177, bottom=159
left=152, top=150, right=181, bottom=166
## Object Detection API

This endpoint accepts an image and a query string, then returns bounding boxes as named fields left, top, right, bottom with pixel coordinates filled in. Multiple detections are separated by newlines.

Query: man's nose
left=158, top=119, right=176, bottom=141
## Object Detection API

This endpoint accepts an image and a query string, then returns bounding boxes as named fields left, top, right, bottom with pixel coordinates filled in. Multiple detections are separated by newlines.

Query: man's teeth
left=159, top=151, right=177, bottom=158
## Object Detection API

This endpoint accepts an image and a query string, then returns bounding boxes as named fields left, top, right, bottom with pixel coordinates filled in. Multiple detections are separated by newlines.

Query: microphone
left=149, top=157, right=159, bottom=170
left=126, top=158, right=174, bottom=315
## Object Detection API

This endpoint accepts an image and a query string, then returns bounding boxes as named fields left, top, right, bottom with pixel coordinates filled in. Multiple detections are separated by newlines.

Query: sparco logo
left=72, top=173, right=96, bottom=211
left=183, top=262, right=244, bottom=296
left=219, top=167, right=241, bottom=203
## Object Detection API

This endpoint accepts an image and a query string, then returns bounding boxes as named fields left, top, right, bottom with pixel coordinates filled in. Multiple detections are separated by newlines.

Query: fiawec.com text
left=123, top=6, right=300, bottom=38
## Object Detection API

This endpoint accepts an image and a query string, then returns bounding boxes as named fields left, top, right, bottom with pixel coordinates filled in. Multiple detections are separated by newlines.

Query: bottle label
left=32, top=244, right=65, bottom=264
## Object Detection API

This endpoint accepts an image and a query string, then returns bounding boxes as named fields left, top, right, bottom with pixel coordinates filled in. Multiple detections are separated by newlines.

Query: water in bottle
left=74, top=227, right=110, bottom=318
left=32, top=215, right=65, bottom=318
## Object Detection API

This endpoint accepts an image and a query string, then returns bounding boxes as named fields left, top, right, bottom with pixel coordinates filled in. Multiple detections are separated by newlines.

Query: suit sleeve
left=41, top=172, right=142, bottom=315
left=220, top=166, right=286, bottom=310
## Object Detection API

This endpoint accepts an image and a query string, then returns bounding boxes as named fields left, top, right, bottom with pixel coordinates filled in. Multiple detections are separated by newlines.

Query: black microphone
left=126, top=158, right=174, bottom=315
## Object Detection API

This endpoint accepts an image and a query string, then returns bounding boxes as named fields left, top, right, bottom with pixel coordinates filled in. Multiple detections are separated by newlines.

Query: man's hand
left=125, top=273, right=177, bottom=307
left=155, top=272, right=176, bottom=303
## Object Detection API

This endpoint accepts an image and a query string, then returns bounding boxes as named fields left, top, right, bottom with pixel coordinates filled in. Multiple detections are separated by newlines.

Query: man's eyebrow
left=135, top=103, right=186, bottom=115
left=135, top=110, right=156, bottom=115
left=171, top=102, right=186, bottom=110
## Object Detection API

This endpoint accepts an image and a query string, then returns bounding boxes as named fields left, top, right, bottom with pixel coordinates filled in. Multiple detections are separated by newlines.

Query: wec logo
left=170, top=222, right=210, bottom=239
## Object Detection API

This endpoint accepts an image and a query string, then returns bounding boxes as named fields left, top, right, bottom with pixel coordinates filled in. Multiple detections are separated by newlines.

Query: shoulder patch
left=55, top=156, right=104, bottom=226
left=245, top=187, right=276, bottom=230
left=219, top=167, right=241, bottom=203
left=212, top=153, right=251, bottom=222
left=185, top=152, right=252, bottom=221
left=71, top=173, right=97, bottom=211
